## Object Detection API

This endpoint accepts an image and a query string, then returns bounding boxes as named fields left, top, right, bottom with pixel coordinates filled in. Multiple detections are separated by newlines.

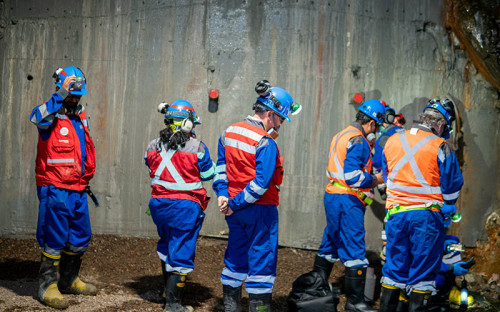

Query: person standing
left=30, top=66, right=97, bottom=309
left=213, top=81, right=299, bottom=312
left=378, top=97, right=464, bottom=312
left=145, top=100, right=216, bottom=312
left=312, top=99, right=386, bottom=312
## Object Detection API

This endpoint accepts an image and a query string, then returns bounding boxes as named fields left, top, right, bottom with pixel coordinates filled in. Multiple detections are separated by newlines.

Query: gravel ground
left=0, top=235, right=499, bottom=311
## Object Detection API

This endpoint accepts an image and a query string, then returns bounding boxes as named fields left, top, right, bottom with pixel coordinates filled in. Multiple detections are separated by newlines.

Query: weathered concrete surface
left=0, top=0, right=498, bottom=253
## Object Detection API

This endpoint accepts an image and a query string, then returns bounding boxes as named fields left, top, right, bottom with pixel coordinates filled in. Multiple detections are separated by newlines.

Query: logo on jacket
left=60, top=127, right=69, bottom=136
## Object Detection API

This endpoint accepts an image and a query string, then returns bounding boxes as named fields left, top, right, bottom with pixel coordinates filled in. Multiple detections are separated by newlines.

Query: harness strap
left=331, top=182, right=373, bottom=205
left=386, top=203, right=441, bottom=219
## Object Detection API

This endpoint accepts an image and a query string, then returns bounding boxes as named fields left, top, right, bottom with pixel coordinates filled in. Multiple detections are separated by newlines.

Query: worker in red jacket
left=145, top=100, right=216, bottom=312
left=30, top=66, right=97, bottom=309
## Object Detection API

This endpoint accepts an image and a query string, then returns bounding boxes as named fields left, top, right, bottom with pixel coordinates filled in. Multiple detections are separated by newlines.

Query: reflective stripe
left=227, top=125, right=263, bottom=142
left=408, top=280, right=436, bottom=293
left=82, top=119, right=88, bottom=127
left=55, top=113, right=68, bottom=119
left=166, top=263, right=193, bottom=274
left=387, top=181, right=442, bottom=195
left=152, top=178, right=202, bottom=191
left=443, top=190, right=460, bottom=201
left=246, top=287, right=273, bottom=294
left=215, top=173, right=227, bottom=182
left=246, top=275, right=276, bottom=284
left=65, top=244, right=87, bottom=254
left=243, top=188, right=258, bottom=203
left=249, top=180, right=267, bottom=195
left=225, top=138, right=256, bottom=154
left=344, top=258, right=369, bottom=268
left=200, top=160, right=216, bottom=180
left=221, top=278, right=244, bottom=288
left=222, top=267, right=247, bottom=282
left=151, top=143, right=202, bottom=191
left=345, top=169, right=365, bottom=187
left=386, top=194, right=441, bottom=205
left=381, top=276, right=407, bottom=291
left=43, top=246, right=62, bottom=258
left=38, top=103, right=50, bottom=119
left=47, top=158, right=75, bottom=164
left=317, top=254, right=339, bottom=263
left=216, top=164, right=226, bottom=172
left=328, top=129, right=357, bottom=159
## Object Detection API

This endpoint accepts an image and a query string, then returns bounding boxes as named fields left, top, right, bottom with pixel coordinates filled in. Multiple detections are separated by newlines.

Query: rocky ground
left=0, top=234, right=499, bottom=311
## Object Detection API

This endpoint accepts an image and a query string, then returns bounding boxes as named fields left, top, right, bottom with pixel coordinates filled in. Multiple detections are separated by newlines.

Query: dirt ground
left=0, top=234, right=499, bottom=312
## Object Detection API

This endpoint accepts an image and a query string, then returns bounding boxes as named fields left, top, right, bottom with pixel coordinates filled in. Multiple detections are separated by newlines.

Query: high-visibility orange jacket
left=384, top=128, right=446, bottom=208
left=325, top=124, right=373, bottom=204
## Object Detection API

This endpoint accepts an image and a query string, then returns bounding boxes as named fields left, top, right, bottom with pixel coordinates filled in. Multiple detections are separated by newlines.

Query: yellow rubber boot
left=41, top=283, right=70, bottom=310
left=65, top=277, right=98, bottom=295
left=58, top=251, right=97, bottom=296
left=38, top=253, right=69, bottom=309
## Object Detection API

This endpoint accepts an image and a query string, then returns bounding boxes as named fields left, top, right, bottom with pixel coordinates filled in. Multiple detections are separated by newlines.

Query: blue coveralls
left=381, top=125, right=464, bottom=293
left=213, top=117, right=279, bottom=295
left=145, top=140, right=215, bottom=274
left=318, top=122, right=377, bottom=268
left=30, top=88, right=91, bottom=256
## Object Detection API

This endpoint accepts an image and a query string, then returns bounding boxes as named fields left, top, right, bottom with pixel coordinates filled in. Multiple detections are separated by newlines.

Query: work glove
left=452, top=262, right=470, bottom=276
left=441, top=204, right=457, bottom=227
left=441, top=204, right=457, bottom=215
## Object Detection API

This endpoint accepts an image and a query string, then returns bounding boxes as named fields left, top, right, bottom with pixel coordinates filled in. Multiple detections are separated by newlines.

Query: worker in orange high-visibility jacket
left=30, top=66, right=97, bottom=309
left=145, top=100, right=216, bottom=312
left=313, top=100, right=385, bottom=312
left=213, top=80, right=300, bottom=312
left=378, top=97, right=464, bottom=312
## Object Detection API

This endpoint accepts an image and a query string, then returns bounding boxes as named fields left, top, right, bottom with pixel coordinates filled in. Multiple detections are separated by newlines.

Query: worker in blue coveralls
left=30, top=66, right=97, bottom=309
left=371, top=103, right=406, bottom=264
left=312, top=99, right=386, bottom=312
left=212, top=80, right=300, bottom=312
left=145, top=100, right=216, bottom=312
left=379, top=97, right=464, bottom=312
left=396, top=235, right=473, bottom=311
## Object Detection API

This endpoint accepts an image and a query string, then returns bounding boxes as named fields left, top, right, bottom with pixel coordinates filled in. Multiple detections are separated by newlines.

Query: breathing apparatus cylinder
left=364, top=267, right=376, bottom=303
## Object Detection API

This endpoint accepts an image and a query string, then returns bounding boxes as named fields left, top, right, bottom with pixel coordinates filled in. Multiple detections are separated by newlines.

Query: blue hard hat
left=423, top=97, right=456, bottom=139
left=359, top=99, right=385, bottom=125
left=54, top=66, right=87, bottom=95
left=256, top=87, right=294, bottom=122
left=165, top=99, right=200, bottom=124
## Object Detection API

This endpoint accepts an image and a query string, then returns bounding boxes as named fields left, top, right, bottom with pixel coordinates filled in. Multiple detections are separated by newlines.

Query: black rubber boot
left=164, top=272, right=193, bottom=312
left=38, top=253, right=69, bottom=309
left=249, top=293, right=272, bottom=312
left=313, top=255, right=334, bottom=283
left=408, top=291, right=431, bottom=312
left=344, top=267, right=377, bottom=312
left=379, top=285, right=401, bottom=312
left=58, top=251, right=97, bottom=296
left=223, top=284, right=242, bottom=312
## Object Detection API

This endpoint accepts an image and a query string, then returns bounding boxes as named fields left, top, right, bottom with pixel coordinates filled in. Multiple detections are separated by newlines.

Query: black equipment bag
left=287, top=271, right=338, bottom=312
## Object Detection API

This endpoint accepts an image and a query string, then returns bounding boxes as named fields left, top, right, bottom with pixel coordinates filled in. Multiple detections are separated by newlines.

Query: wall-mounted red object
left=208, top=89, right=219, bottom=113
left=350, top=92, right=365, bottom=104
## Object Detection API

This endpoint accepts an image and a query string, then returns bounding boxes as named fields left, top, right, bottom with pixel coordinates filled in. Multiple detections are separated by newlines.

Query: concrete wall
left=0, top=0, right=498, bottom=250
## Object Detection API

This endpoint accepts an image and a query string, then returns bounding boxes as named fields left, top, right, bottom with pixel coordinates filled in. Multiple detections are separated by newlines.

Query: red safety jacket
left=35, top=111, right=96, bottom=191
left=146, top=138, right=210, bottom=210
left=325, top=125, right=372, bottom=203
left=384, top=128, right=446, bottom=209
left=224, top=121, right=283, bottom=206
